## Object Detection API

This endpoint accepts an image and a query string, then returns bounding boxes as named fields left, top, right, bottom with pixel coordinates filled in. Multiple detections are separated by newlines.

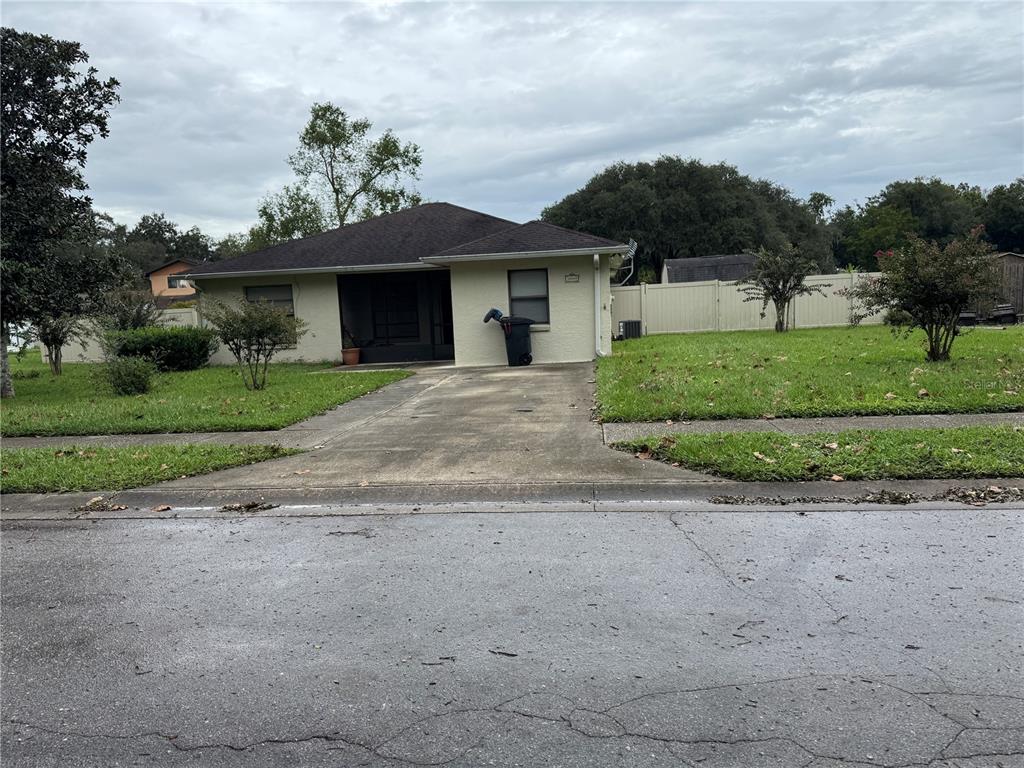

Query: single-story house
left=145, top=258, right=198, bottom=306
left=187, top=203, right=629, bottom=367
left=661, top=253, right=756, bottom=284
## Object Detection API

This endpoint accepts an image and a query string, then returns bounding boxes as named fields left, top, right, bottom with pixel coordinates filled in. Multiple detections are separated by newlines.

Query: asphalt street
left=2, top=507, right=1022, bottom=767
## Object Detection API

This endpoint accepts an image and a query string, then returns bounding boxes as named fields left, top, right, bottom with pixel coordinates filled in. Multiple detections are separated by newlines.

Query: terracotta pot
left=341, top=348, right=361, bottom=366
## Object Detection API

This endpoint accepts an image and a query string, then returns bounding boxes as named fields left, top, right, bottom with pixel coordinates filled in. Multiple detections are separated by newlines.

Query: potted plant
left=341, top=326, right=362, bottom=366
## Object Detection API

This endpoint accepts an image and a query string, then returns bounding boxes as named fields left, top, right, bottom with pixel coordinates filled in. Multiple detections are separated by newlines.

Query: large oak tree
left=541, top=157, right=832, bottom=283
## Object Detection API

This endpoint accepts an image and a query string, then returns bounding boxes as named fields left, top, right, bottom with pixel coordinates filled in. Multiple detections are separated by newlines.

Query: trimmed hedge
left=107, top=326, right=219, bottom=371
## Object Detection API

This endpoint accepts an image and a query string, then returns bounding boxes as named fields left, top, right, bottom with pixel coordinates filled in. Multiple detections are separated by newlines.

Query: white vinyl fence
left=611, top=272, right=884, bottom=336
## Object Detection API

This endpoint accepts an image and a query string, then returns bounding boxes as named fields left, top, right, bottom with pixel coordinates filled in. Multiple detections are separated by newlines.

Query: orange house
left=145, top=259, right=197, bottom=304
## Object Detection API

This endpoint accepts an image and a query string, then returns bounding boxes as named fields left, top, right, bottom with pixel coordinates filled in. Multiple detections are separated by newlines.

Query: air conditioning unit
left=617, top=320, right=643, bottom=340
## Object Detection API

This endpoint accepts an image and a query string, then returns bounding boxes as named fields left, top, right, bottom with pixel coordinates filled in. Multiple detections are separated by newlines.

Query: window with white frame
left=244, top=285, right=294, bottom=316
left=508, top=269, right=549, bottom=323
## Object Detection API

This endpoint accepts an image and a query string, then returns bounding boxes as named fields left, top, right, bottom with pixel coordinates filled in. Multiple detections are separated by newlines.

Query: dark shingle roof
left=664, top=253, right=756, bottom=283
left=188, top=203, right=517, bottom=276
left=429, top=220, right=626, bottom=259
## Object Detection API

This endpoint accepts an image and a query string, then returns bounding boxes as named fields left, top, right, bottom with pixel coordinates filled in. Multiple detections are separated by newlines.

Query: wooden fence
left=611, top=272, right=884, bottom=336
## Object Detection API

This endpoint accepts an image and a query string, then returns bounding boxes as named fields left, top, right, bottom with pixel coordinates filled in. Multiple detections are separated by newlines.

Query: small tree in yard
left=845, top=228, right=1002, bottom=362
left=203, top=298, right=307, bottom=390
left=35, top=314, right=84, bottom=375
left=738, top=244, right=828, bottom=332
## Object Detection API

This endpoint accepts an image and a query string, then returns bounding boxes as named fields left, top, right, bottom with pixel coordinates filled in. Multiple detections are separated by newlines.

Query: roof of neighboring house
left=188, top=203, right=518, bottom=277
left=426, top=220, right=625, bottom=261
left=187, top=203, right=628, bottom=278
left=663, top=253, right=757, bottom=283
left=144, top=258, right=197, bottom=277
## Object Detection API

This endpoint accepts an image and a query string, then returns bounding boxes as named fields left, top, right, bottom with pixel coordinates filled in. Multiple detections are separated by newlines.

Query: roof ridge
left=523, top=219, right=619, bottom=244
left=423, top=220, right=523, bottom=259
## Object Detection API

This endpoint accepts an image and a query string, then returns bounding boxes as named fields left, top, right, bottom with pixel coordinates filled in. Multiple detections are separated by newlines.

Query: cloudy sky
left=4, top=1, right=1023, bottom=237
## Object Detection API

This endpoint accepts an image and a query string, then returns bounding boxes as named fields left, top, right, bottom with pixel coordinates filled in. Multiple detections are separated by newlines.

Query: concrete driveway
left=159, top=364, right=694, bottom=491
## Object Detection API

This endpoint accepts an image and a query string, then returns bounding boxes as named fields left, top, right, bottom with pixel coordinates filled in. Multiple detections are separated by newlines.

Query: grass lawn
left=598, top=325, right=1024, bottom=422
left=1, top=444, right=298, bottom=493
left=619, top=426, right=1024, bottom=482
left=1, top=351, right=410, bottom=437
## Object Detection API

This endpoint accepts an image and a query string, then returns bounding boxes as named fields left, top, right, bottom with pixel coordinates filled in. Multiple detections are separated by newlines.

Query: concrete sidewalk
left=602, top=410, right=1024, bottom=443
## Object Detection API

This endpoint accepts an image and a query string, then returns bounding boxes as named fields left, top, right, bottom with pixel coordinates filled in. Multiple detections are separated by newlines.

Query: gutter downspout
left=594, top=253, right=605, bottom=358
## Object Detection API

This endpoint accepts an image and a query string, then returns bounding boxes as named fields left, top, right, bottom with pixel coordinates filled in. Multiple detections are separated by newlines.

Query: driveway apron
left=156, top=364, right=695, bottom=490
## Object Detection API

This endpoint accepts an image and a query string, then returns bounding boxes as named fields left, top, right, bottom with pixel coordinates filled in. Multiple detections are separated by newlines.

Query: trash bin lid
left=502, top=316, right=535, bottom=325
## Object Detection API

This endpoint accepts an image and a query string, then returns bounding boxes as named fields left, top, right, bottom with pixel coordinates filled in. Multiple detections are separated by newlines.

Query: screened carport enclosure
left=337, top=271, right=454, bottom=363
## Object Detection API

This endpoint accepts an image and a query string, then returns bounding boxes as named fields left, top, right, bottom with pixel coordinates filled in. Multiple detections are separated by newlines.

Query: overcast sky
left=4, top=1, right=1023, bottom=238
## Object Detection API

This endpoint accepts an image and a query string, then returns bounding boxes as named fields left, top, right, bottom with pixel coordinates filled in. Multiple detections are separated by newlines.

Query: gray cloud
left=3, top=1, right=1021, bottom=237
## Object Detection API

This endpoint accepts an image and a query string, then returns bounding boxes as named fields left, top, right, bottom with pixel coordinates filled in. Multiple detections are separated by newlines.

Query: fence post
left=714, top=280, right=721, bottom=331
left=640, top=283, right=648, bottom=335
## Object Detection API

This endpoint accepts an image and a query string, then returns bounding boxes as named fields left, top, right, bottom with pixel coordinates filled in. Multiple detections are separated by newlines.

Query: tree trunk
left=0, top=327, right=14, bottom=399
left=46, top=344, right=63, bottom=376
left=774, top=302, right=787, bottom=333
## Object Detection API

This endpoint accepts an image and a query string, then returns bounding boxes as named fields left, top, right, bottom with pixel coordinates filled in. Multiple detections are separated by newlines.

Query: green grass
left=1, top=351, right=411, bottom=436
left=619, top=426, right=1024, bottom=482
left=0, top=444, right=299, bottom=493
left=598, top=325, right=1024, bottom=422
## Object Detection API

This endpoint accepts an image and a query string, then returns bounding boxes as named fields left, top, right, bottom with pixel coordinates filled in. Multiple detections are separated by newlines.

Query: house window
left=245, top=285, right=294, bottom=316
left=167, top=275, right=192, bottom=289
left=508, top=268, right=549, bottom=323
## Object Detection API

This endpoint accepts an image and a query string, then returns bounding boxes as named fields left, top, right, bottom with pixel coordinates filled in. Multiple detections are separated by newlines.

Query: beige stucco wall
left=195, top=273, right=343, bottom=364
left=448, top=254, right=612, bottom=367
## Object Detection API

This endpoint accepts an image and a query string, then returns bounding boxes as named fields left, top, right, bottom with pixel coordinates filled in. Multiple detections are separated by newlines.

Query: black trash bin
left=500, top=316, right=535, bottom=366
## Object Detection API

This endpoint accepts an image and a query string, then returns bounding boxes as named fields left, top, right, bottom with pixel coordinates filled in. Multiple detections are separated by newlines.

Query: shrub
left=202, top=298, right=307, bottom=390
left=106, top=326, right=219, bottom=371
left=105, top=356, right=156, bottom=395
left=845, top=228, right=1002, bottom=361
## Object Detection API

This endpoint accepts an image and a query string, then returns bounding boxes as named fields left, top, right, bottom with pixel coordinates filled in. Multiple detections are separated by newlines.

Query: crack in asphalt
left=666, top=512, right=756, bottom=596
left=9, top=675, right=1022, bottom=767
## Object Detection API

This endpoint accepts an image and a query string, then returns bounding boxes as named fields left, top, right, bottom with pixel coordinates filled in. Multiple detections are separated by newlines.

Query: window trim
left=508, top=268, right=550, bottom=323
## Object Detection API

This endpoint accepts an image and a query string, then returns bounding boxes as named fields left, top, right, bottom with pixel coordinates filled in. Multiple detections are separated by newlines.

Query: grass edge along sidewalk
left=598, top=325, right=1024, bottom=422
left=617, top=425, right=1024, bottom=482
left=1, top=444, right=300, bottom=493
left=1, top=351, right=411, bottom=437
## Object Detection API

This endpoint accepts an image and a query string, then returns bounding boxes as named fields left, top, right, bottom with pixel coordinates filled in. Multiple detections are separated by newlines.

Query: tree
left=807, top=192, right=835, bottom=222
left=845, top=228, right=1002, bottom=362
left=982, top=178, right=1024, bottom=253
left=288, top=102, right=422, bottom=228
left=202, top=298, right=307, bottom=390
left=738, top=244, right=829, bottom=332
left=831, top=177, right=986, bottom=269
left=35, top=314, right=83, bottom=375
left=542, top=157, right=832, bottom=282
left=0, top=27, right=120, bottom=396
left=247, top=184, right=327, bottom=250
left=94, top=284, right=161, bottom=332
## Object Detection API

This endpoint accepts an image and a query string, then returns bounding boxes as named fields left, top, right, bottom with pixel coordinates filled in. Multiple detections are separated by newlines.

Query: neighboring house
left=146, top=259, right=198, bottom=306
left=187, top=203, right=629, bottom=367
left=661, top=253, right=756, bottom=284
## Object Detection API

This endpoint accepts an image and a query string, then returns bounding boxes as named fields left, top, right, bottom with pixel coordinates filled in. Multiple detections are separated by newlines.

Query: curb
left=3, top=477, right=1022, bottom=520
